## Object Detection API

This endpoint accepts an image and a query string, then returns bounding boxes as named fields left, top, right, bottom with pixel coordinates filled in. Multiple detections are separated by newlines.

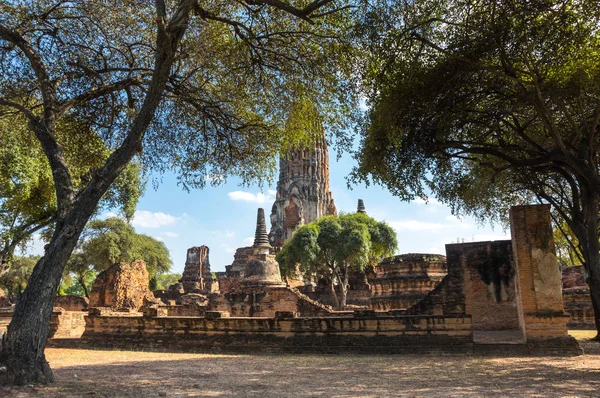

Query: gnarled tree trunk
left=572, top=190, right=600, bottom=339
left=0, top=217, right=85, bottom=384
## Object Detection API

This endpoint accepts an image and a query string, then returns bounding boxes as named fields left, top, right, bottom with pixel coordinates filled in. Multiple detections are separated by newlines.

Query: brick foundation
left=79, top=312, right=473, bottom=354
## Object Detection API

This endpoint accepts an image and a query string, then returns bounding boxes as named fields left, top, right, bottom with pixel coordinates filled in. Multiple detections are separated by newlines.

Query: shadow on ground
left=1, top=340, right=599, bottom=397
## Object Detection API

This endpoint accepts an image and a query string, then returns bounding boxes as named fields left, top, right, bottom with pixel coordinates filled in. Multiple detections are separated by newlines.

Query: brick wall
left=1, top=308, right=86, bottom=338
left=510, top=205, right=571, bottom=340
left=80, top=312, right=473, bottom=354
left=207, top=286, right=333, bottom=317
left=453, top=241, right=520, bottom=331
left=49, top=309, right=87, bottom=338
left=54, top=295, right=89, bottom=311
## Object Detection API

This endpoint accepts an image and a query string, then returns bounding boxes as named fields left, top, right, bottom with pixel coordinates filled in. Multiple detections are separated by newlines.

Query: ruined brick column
left=180, top=246, right=213, bottom=293
left=510, top=205, right=575, bottom=343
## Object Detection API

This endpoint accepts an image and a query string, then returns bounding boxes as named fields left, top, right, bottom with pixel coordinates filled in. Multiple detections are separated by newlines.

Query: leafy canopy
left=353, top=0, right=600, bottom=226
left=0, top=0, right=361, bottom=191
left=0, top=112, right=144, bottom=272
left=64, top=217, right=172, bottom=289
left=0, top=256, right=37, bottom=301
left=277, top=212, right=397, bottom=291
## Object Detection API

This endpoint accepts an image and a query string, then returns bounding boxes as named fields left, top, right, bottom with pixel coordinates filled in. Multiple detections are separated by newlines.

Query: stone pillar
left=510, top=205, right=573, bottom=341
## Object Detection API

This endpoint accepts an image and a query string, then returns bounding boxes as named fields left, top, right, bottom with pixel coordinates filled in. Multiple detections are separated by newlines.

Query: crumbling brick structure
left=370, top=253, right=447, bottom=310
left=561, top=266, right=595, bottom=328
left=89, top=259, right=159, bottom=311
left=77, top=205, right=580, bottom=355
left=180, top=246, right=214, bottom=293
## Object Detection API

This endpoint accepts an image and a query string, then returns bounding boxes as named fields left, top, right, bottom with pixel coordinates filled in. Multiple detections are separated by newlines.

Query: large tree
left=277, top=212, right=397, bottom=308
left=0, top=114, right=143, bottom=277
left=64, top=217, right=172, bottom=298
left=353, top=0, right=600, bottom=337
left=0, top=0, right=358, bottom=384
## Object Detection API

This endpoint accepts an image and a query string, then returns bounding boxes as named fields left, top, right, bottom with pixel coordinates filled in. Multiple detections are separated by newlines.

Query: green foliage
left=353, top=0, right=600, bottom=225
left=554, top=225, right=584, bottom=268
left=0, top=112, right=144, bottom=273
left=0, top=256, right=37, bottom=301
left=277, top=212, right=396, bottom=307
left=154, top=273, right=183, bottom=291
left=63, top=217, right=173, bottom=297
left=59, top=269, right=96, bottom=298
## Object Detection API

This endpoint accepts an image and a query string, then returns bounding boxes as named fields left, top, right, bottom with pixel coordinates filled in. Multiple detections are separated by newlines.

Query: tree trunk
left=328, top=275, right=340, bottom=308
left=79, top=275, right=90, bottom=300
left=0, top=2, right=193, bottom=385
left=0, top=220, right=82, bottom=385
left=572, top=191, right=600, bottom=339
left=337, top=265, right=349, bottom=308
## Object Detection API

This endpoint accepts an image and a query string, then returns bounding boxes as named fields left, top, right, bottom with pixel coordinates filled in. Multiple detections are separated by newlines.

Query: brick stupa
left=241, top=208, right=285, bottom=287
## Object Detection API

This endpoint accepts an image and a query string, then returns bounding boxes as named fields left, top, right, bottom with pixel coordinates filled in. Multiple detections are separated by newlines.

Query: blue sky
left=111, top=148, right=509, bottom=274
left=24, top=147, right=510, bottom=274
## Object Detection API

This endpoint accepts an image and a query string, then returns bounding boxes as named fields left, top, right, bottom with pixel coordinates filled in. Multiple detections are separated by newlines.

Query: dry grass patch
left=0, top=335, right=598, bottom=397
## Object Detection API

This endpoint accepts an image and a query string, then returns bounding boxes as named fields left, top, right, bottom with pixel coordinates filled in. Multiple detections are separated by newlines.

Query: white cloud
left=389, top=220, right=447, bottom=231
left=212, top=231, right=235, bottom=238
left=162, top=232, right=179, bottom=238
left=105, top=211, right=119, bottom=218
left=411, top=197, right=443, bottom=206
left=445, top=215, right=459, bottom=222
left=471, top=233, right=510, bottom=242
left=154, top=236, right=165, bottom=242
left=132, top=210, right=179, bottom=229
left=228, top=190, right=275, bottom=204
left=242, top=236, right=254, bottom=246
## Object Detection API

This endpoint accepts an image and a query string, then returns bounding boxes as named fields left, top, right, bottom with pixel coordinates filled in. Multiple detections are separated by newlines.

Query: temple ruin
left=370, top=253, right=447, bottom=310
left=179, top=245, right=214, bottom=294
left=268, top=136, right=337, bottom=247
left=69, top=204, right=581, bottom=355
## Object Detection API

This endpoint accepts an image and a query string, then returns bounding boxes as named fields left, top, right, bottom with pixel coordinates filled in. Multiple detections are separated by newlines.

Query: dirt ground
left=1, top=332, right=599, bottom=397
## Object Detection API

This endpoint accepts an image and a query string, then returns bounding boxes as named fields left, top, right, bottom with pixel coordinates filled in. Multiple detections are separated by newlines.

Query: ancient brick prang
left=180, top=246, right=213, bottom=293
left=89, top=260, right=159, bottom=311
left=268, top=135, right=337, bottom=247
left=357, top=199, right=366, bottom=214
left=370, top=253, right=447, bottom=310
left=561, top=266, right=594, bottom=328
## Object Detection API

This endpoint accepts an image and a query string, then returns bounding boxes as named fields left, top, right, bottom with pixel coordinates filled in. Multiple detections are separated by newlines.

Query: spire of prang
left=357, top=199, right=366, bottom=214
left=253, top=208, right=271, bottom=247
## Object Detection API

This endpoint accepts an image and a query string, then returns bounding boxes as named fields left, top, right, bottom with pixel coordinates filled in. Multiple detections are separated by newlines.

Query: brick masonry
left=561, top=266, right=595, bottom=329
left=79, top=312, right=473, bottom=354
left=510, top=205, right=573, bottom=340
left=453, top=241, right=520, bottom=331
left=44, top=205, right=582, bottom=356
